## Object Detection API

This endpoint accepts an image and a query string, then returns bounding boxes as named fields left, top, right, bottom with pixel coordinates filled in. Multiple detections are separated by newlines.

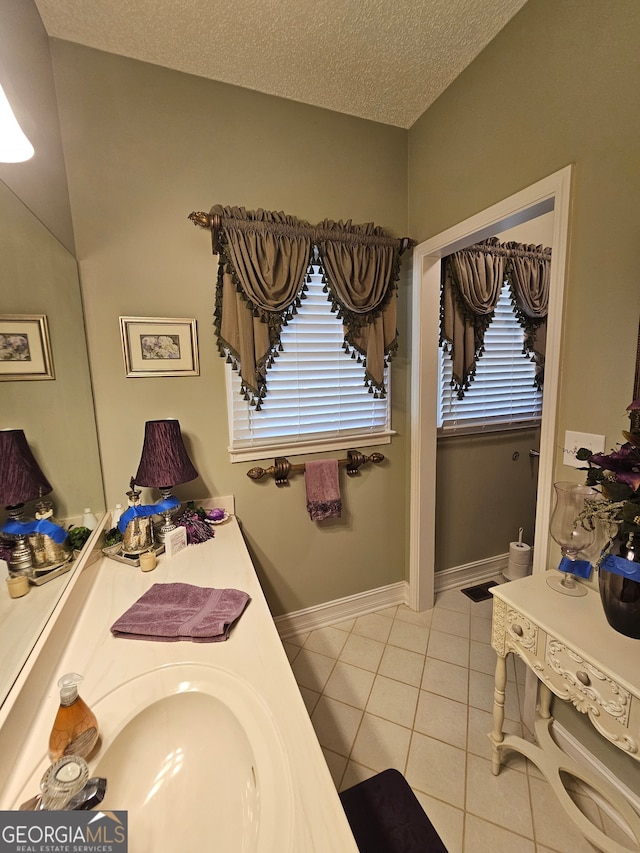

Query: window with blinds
left=227, top=265, right=392, bottom=461
left=438, top=282, right=542, bottom=434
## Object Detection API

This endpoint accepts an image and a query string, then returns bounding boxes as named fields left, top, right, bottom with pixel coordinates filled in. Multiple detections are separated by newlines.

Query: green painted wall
left=408, top=0, right=640, bottom=793
left=50, top=41, right=409, bottom=617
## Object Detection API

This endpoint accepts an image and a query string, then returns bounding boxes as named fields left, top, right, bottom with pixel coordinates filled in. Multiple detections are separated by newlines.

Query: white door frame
left=408, top=166, right=573, bottom=611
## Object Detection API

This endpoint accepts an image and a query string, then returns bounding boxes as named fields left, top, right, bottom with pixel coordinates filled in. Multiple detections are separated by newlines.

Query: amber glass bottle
left=48, top=673, right=99, bottom=762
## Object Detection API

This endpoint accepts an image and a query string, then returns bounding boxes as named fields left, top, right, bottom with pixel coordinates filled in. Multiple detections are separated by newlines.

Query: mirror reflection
left=0, top=178, right=105, bottom=709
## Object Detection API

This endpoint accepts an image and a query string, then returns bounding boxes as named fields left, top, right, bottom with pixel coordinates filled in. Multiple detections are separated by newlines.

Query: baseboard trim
left=552, top=721, right=640, bottom=829
left=434, top=552, right=510, bottom=593
left=276, top=552, right=512, bottom=637
left=275, top=581, right=409, bottom=639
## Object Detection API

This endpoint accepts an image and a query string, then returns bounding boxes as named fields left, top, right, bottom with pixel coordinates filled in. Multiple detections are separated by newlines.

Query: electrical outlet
left=563, top=430, right=606, bottom=468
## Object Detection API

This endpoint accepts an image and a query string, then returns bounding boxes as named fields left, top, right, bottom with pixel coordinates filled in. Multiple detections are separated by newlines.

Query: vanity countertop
left=0, top=511, right=359, bottom=851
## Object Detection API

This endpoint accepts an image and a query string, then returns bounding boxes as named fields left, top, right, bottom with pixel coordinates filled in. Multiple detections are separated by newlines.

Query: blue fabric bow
left=558, top=556, right=592, bottom=579
left=600, top=553, right=640, bottom=583
left=118, top=496, right=180, bottom=534
left=1, top=517, right=68, bottom=544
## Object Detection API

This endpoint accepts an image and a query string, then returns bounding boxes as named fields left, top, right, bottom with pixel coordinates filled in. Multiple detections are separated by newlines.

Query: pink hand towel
left=305, top=459, right=342, bottom=521
left=110, top=583, right=250, bottom=642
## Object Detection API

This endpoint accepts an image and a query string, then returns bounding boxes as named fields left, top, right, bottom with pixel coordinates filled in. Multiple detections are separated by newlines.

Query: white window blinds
left=227, top=265, right=391, bottom=460
left=438, top=283, right=542, bottom=434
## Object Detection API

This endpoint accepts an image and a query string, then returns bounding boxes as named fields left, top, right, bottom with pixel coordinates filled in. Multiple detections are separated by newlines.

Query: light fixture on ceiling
left=0, top=83, right=34, bottom=163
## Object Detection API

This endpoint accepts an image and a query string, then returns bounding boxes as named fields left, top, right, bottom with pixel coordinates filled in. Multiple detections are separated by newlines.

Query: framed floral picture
left=0, top=314, right=54, bottom=381
left=120, top=317, right=200, bottom=377
left=119, top=317, right=199, bottom=378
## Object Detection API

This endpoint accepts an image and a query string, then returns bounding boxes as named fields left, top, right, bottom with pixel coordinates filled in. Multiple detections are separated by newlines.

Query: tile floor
left=282, top=582, right=636, bottom=853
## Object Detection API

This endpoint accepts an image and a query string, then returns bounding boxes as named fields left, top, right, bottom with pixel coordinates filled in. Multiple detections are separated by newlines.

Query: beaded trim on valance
left=189, top=205, right=413, bottom=409
left=440, top=236, right=551, bottom=399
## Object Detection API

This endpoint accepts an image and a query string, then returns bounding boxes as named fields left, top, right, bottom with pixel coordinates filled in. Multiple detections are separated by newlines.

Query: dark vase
left=598, top=536, right=640, bottom=640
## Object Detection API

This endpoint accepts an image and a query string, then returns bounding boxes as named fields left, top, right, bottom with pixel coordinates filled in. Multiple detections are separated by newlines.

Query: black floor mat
left=460, top=580, right=498, bottom=602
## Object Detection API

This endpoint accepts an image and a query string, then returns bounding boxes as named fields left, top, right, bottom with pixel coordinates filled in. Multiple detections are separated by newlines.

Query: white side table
left=490, top=573, right=640, bottom=853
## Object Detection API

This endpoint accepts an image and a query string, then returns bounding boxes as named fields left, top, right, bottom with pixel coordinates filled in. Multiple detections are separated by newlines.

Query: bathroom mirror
left=0, top=177, right=105, bottom=710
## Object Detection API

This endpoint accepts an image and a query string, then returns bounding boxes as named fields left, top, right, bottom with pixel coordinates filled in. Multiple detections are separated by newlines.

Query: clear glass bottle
left=49, top=673, right=99, bottom=762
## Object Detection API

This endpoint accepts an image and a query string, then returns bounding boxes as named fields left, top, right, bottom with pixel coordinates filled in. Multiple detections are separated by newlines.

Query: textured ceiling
left=34, top=0, right=528, bottom=128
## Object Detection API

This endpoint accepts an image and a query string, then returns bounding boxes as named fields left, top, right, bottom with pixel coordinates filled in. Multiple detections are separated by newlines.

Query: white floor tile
left=350, top=712, right=412, bottom=773
left=431, top=606, right=471, bottom=638
left=428, top=628, right=470, bottom=667
left=339, top=632, right=386, bottom=672
left=463, top=813, right=535, bottom=853
left=422, top=656, right=469, bottom=703
left=465, top=753, right=534, bottom=838
left=469, top=639, right=499, bottom=676
left=405, top=731, right=467, bottom=808
left=366, top=675, right=419, bottom=728
left=388, top=618, right=430, bottom=654
left=378, top=643, right=425, bottom=687
left=470, top=614, right=493, bottom=644
left=310, top=695, right=363, bottom=757
left=322, top=660, right=375, bottom=709
left=352, top=612, right=393, bottom=643
left=288, top=593, right=628, bottom=853
left=303, top=624, right=350, bottom=658
left=414, top=690, right=468, bottom=749
left=290, top=647, right=336, bottom=692
left=435, top=588, right=472, bottom=614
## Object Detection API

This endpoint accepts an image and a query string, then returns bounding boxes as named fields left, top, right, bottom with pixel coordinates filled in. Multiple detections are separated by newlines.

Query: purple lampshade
left=134, top=419, right=198, bottom=488
left=0, top=429, right=52, bottom=507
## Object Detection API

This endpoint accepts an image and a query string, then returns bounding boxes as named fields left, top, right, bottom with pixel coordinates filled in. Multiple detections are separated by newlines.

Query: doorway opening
left=408, top=166, right=573, bottom=611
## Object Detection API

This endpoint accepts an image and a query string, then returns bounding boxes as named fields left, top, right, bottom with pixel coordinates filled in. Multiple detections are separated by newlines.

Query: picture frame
left=0, top=314, right=54, bottom=381
left=119, top=317, right=199, bottom=378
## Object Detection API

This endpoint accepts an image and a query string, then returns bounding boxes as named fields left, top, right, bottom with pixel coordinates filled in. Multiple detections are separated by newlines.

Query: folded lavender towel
left=305, top=459, right=342, bottom=521
left=110, top=583, right=250, bottom=642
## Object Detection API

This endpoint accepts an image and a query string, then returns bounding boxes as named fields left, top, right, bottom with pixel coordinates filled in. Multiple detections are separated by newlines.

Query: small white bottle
left=111, top=503, right=123, bottom=528
left=82, top=508, right=98, bottom=530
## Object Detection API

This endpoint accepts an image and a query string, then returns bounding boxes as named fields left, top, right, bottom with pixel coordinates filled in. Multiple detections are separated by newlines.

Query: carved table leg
left=538, top=681, right=552, bottom=720
left=489, top=652, right=508, bottom=775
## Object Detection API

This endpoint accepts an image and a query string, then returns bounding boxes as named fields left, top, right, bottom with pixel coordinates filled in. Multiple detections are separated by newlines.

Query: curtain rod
left=188, top=210, right=414, bottom=254
left=461, top=239, right=551, bottom=262
left=246, top=449, right=384, bottom=487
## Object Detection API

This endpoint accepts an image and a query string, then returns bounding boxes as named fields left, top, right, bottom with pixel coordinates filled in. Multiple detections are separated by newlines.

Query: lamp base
left=8, top=536, right=34, bottom=576
left=546, top=572, right=587, bottom=597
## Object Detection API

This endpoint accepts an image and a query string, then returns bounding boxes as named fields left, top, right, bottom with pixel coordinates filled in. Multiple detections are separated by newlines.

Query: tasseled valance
left=441, top=236, right=551, bottom=398
left=189, top=205, right=413, bottom=409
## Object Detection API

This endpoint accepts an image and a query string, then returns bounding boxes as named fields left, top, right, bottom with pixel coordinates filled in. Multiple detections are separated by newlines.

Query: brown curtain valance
left=189, top=205, right=413, bottom=409
left=441, top=236, right=551, bottom=398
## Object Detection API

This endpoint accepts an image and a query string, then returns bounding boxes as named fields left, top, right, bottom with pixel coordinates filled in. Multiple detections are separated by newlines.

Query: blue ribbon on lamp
left=1, top=517, right=68, bottom=543
left=117, top=496, right=180, bottom=534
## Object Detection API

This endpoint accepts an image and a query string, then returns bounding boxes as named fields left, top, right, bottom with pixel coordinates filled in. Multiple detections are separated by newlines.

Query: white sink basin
left=92, top=664, right=293, bottom=852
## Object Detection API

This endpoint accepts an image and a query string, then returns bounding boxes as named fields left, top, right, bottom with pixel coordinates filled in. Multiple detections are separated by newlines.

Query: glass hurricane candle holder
left=548, top=481, right=598, bottom=597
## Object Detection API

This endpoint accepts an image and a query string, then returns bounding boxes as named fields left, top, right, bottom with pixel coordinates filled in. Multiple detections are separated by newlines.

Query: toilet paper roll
left=509, top=541, right=531, bottom=563
left=504, top=541, right=531, bottom=580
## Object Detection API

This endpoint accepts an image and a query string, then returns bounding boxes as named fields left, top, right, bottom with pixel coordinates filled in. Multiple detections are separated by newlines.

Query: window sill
left=437, top=420, right=541, bottom=439
left=228, top=430, right=395, bottom=463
